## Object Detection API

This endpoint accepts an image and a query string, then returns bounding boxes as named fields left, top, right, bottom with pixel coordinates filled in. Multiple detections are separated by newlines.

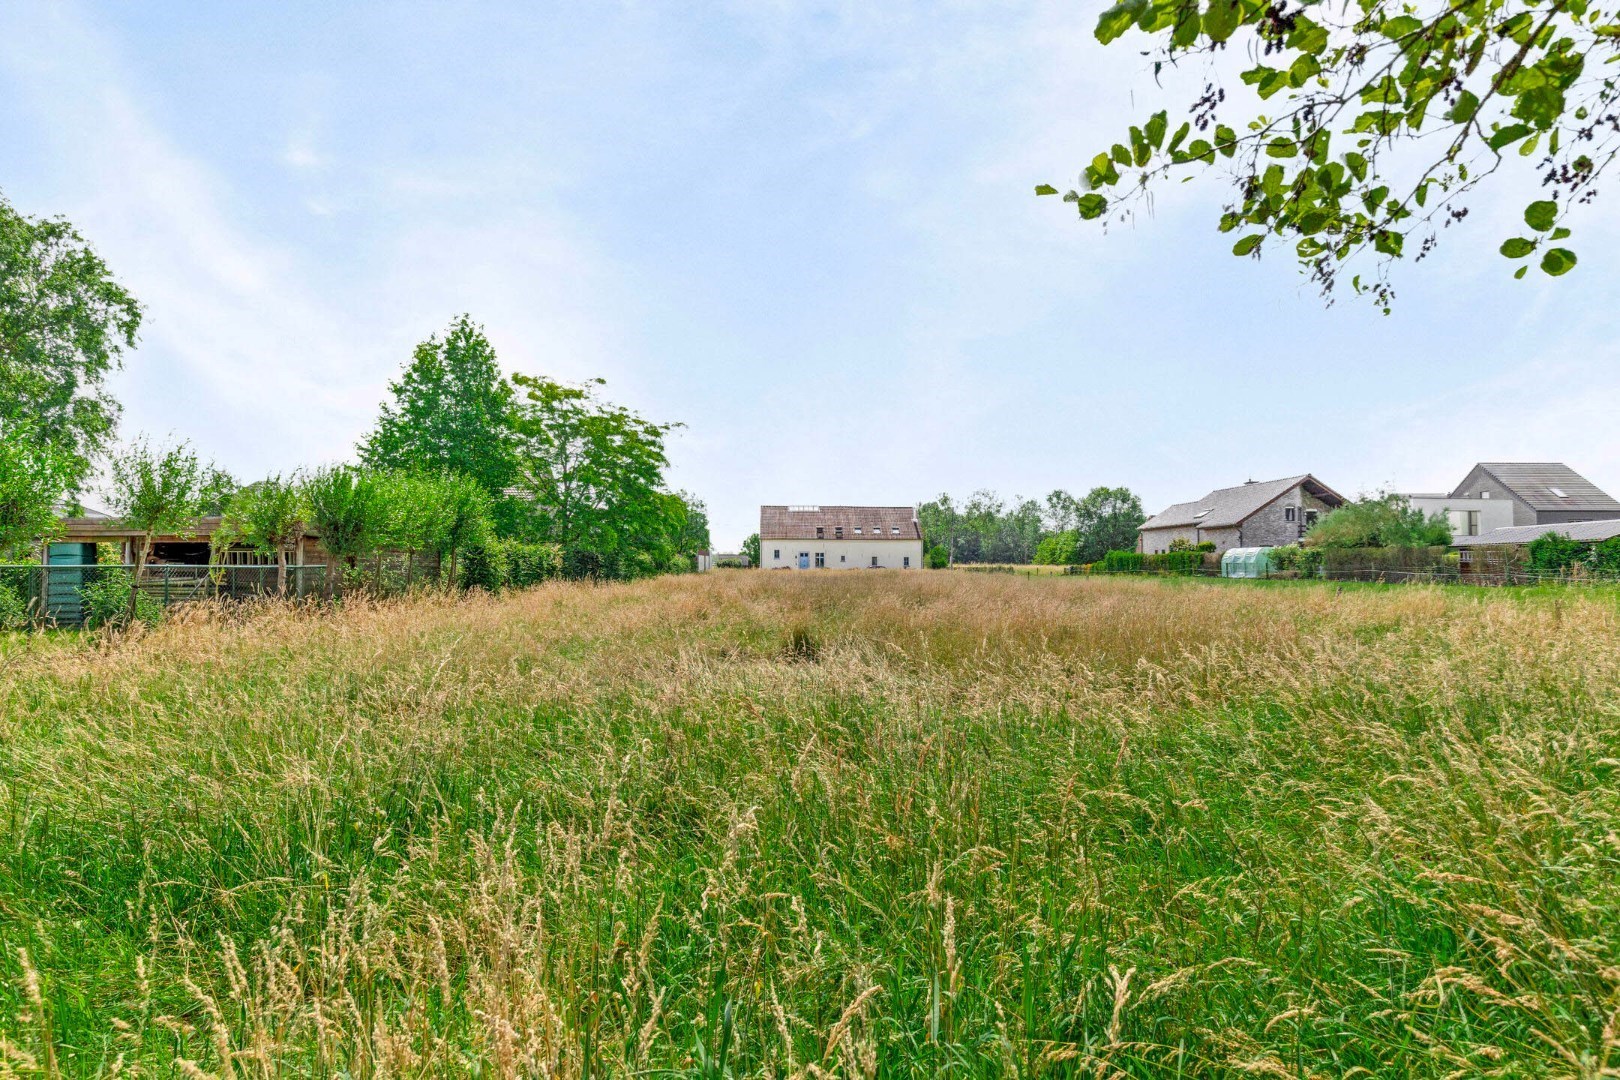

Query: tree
left=507, top=373, right=679, bottom=577
left=301, top=466, right=385, bottom=598
left=1305, top=492, right=1452, bottom=548
left=431, top=472, right=494, bottom=585
left=1041, top=0, right=1618, bottom=307
left=1034, top=530, right=1081, bottom=565
left=359, top=315, right=517, bottom=502
left=741, top=532, right=761, bottom=569
left=676, top=492, right=712, bottom=560
left=1073, top=487, right=1147, bottom=563
left=1527, top=529, right=1586, bottom=571
left=1, top=191, right=143, bottom=487
left=106, top=439, right=206, bottom=624
left=227, top=475, right=303, bottom=593
left=0, top=423, right=72, bottom=560
left=918, top=495, right=964, bottom=566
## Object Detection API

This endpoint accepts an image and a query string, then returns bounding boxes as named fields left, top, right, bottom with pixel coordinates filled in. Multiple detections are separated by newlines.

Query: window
left=1467, top=510, right=1479, bottom=535
left=853, top=527, right=862, bottom=535
left=816, top=526, right=825, bottom=539
left=1480, top=491, right=1490, bottom=499
left=1304, top=509, right=1319, bottom=527
left=840, top=555, right=845, bottom=563
left=834, top=526, right=843, bottom=539
left=1285, top=506, right=1296, bottom=523
left=891, top=526, right=900, bottom=534
left=1193, top=508, right=1212, bottom=520
left=871, top=556, right=879, bottom=567
left=1550, top=486, right=1569, bottom=498
left=773, top=549, right=780, bottom=560
left=903, top=556, right=910, bottom=568
left=815, top=552, right=825, bottom=568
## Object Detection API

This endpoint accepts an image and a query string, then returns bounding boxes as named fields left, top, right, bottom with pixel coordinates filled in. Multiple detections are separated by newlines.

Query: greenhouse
left=1221, top=546, right=1275, bottom=579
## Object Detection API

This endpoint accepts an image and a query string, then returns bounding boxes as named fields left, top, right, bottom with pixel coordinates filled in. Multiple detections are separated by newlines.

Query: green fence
left=0, top=564, right=328, bottom=628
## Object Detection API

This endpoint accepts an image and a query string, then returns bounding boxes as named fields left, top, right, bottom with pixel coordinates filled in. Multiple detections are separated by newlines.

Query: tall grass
left=2, top=573, right=1619, bottom=1076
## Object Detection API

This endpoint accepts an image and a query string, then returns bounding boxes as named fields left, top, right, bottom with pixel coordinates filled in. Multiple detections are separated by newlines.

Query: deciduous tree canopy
left=1042, top=0, right=1618, bottom=307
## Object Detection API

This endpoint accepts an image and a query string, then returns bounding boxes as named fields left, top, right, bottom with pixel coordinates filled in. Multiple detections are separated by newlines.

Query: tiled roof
left=759, top=505, right=921, bottom=541
left=1457, top=463, right=1620, bottom=512
left=1140, top=475, right=1346, bottom=531
left=1452, top=519, right=1620, bottom=547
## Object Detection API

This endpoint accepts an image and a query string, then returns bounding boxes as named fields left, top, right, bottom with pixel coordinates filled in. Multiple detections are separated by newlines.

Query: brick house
left=1137, top=475, right=1346, bottom=555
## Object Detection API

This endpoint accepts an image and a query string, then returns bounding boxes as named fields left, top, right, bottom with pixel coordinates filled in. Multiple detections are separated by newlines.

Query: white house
left=1401, top=493, right=1514, bottom=540
left=760, top=505, right=924, bottom=570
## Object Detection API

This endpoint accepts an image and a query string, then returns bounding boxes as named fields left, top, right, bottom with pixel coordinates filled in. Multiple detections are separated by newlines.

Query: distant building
left=1444, top=463, right=1620, bottom=526
left=759, top=505, right=923, bottom=570
left=713, top=552, right=752, bottom=567
left=1137, top=475, right=1346, bottom=556
left=1402, top=493, right=1515, bottom=540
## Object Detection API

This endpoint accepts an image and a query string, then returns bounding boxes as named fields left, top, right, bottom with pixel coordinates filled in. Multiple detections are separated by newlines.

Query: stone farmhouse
left=1137, top=476, right=1347, bottom=556
left=759, top=505, right=924, bottom=570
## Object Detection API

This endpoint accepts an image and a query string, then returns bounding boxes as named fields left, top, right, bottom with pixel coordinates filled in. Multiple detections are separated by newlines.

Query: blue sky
left=4, top=2, right=1617, bottom=547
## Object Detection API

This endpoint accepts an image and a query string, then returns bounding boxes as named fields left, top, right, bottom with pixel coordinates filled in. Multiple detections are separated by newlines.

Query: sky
left=3, top=1, right=1617, bottom=548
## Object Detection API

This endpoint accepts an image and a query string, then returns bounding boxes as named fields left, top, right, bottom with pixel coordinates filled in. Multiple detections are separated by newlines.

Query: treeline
left=0, top=191, right=708, bottom=625
left=918, top=487, right=1146, bottom=566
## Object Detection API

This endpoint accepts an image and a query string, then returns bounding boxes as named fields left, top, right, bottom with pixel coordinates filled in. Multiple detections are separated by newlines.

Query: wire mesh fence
left=0, top=564, right=328, bottom=628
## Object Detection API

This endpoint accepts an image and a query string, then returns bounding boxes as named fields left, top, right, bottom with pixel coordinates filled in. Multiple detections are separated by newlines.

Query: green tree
left=1, top=191, right=143, bottom=487
left=1527, top=530, right=1586, bottom=571
left=1305, top=492, right=1452, bottom=548
left=676, top=492, right=712, bottom=561
left=359, top=315, right=516, bottom=503
left=1041, top=0, right=1617, bottom=306
left=918, top=495, right=964, bottom=566
left=301, top=466, right=386, bottom=598
left=0, top=423, right=72, bottom=560
left=1073, top=486, right=1147, bottom=563
left=508, top=374, right=679, bottom=577
left=1034, top=530, right=1081, bottom=565
left=227, top=475, right=304, bottom=593
left=740, top=532, right=761, bottom=569
left=431, top=472, right=494, bottom=585
left=106, top=439, right=206, bottom=624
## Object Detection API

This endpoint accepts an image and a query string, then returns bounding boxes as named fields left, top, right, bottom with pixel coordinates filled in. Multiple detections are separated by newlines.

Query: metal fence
left=0, top=564, right=328, bottom=628
left=1068, top=564, right=1620, bottom=587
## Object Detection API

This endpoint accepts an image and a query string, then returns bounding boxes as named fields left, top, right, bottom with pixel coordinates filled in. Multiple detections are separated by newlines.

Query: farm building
left=1452, top=518, right=1620, bottom=578
left=1444, top=463, right=1620, bottom=526
left=759, top=505, right=923, bottom=570
left=1137, top=475, right=1346, bottom=556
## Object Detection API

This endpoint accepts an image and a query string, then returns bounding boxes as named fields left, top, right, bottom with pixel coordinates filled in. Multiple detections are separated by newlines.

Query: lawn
left=2, top=572, right=1618, bottom=1077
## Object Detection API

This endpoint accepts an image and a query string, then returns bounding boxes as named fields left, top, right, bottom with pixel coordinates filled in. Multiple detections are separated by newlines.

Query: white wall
left=761, top=538, right=924, bottom=570
left=1405, top=495, right=1515, bottom=538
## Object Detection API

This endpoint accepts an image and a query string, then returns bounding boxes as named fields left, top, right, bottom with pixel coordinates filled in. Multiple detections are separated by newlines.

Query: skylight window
left=1193, top=508, right=1213, bottom=519
left=1550, top=486, right=1569, bottom=498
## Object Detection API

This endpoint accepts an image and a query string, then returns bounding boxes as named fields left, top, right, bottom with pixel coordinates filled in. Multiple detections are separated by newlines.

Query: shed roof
left=759, top=505, right=922, bottom=541
left=1454, top=463, right=1620, bottom=512
left=1452, top=519, right=1620, bottom=547
left=1140, top=475, right=1346, bottom=532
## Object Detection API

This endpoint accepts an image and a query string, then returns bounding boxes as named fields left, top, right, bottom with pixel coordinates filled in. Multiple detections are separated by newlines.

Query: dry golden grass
left=2, top=572, right=1619, bottom=1077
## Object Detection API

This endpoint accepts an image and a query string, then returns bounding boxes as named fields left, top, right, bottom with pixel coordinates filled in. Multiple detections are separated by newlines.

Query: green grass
left=2, top=572, right=1618, bottom=1077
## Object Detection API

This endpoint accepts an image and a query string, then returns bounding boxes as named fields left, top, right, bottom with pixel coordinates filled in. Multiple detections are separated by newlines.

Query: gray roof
left=1455, top=463, right=1620, bottom=512
left=1140, top=475, right=1346, bottom=531
left=1453, top=519, right=1620, bottom=547
left=760, top=505, right=922, bottom=541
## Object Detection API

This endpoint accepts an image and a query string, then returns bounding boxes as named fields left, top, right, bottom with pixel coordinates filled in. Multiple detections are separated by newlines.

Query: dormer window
left=853, top=527, right=862, bottom=535
left=834, top=526, right=843, bottom=539
left=815, top=526, right=825, bottom=539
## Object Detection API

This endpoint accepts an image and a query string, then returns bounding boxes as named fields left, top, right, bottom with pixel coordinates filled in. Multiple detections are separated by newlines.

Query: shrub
left=460, top=539, right=563, bottom=591
left=1100, top=550, right=1143, bottom=573
left=1269, top=545, right=1324, bottom=576
left=1035, top=532, right=1080, bottom=565
left=1528, top=531, right=1588, bottom=573
left=79, top=569, right=163, bottom=630
left=1143, top=551, right=1203, bottom=574
left=1593, top=536, right=1620, bottom=573
left=0, top=582, right=30, bottom=631
left=925, top=545, right=949, bottom=569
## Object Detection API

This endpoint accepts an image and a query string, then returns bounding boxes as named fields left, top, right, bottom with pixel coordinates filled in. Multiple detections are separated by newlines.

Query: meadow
left=2, top=571, right=1618, bottom=1077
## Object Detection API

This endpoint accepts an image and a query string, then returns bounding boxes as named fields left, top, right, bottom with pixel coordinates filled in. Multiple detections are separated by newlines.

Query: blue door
left=798, top=552, right=809, bottom=569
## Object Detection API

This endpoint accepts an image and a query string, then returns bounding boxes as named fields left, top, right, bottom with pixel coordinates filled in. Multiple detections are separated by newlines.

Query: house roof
left=759, top=505, right=922, bottom=541
left=1452, top=519, right=1620, bottom=547
left=1454, top=463, right=1620, bottom=512
left=1139, top=475, right=1346, bottom=532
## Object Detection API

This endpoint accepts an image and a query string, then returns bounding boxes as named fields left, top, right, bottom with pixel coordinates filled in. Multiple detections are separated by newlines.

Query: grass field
left=3, top=572, right=1619, bottom=1077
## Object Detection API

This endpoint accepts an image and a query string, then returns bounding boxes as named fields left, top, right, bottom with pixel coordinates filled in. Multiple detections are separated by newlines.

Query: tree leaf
left=1202, top=0, right=1241, bottom=44
left=1096, top=0, right=1147, bottom=43
left=1232, top=234, right=1264, bottom=256
left=1540, top=247, right=1577, bottom=275
left=1523, top=199, right=1557, bottom=231
left=1035, top=184, right=1060, bottom=196
left=1448, top=90, right=1480, bottom=123
left=1499, top=237, right=1536, bottom=258
left=1074, top=193, right=1109, bottom=219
